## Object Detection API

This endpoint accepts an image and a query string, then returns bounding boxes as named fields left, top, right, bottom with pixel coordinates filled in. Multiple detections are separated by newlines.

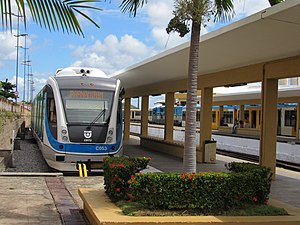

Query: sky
left=0, top=0, right=273, bottom=106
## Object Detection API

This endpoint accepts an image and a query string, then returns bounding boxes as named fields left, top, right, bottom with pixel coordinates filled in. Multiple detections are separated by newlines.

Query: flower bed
left=103, top=156, right=151, bottom=201
left=104, top=159, right=272, bottom=213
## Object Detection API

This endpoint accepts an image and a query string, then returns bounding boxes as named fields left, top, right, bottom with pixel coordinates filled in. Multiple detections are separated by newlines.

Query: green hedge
left=103, top=157, right=151, bottom=201
left=127, top=162, right=272, bottom=211
left=226, top=162, right=272, bottom=204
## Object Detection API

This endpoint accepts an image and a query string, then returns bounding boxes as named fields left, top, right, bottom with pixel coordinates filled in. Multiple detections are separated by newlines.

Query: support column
left=296, top=101, right=300, bottom=140
left=165, top=92, right=174, bottom=141
left=199, top=87, right=213, bottom=162
left=239, top=105, right=245, bottom=121
left=123, top=97, right=131, bottom=141
left=260, top=78, right=278, bottom=178
left=141, top=96, right=149, bottom=138
left=219, top=105, right=224, bottom=127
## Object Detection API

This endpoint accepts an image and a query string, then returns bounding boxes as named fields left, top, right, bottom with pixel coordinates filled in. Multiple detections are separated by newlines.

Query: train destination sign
left=68, top=90, right=104, bottom=99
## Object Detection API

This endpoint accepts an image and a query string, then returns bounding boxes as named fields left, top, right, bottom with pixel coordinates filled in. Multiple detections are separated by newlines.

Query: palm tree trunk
left=183, top=20, right=201, bottom=173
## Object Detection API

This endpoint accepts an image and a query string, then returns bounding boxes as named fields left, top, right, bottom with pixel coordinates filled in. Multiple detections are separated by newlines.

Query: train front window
left=61, top=90, right=114, bottom=125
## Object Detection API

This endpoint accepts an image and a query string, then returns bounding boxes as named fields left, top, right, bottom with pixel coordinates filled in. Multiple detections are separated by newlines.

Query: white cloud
left=0, top=31, right=17, bottom=63
left=70, top=34, right=157, bottom=75
left=69, top=0, right=273, bottom=76
left=144, top=0, right=189, bottom=50
left=234, top=0, right=271, bottom=18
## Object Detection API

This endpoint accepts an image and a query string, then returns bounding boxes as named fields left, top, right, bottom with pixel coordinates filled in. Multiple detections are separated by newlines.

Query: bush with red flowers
left=103, top=157, right=151, bottom=201
left=127, top=163, right=272, bottom=212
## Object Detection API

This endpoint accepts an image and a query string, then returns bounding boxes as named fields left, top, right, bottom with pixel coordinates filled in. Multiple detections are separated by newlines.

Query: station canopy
left=111, top=0, right=300, bottom=93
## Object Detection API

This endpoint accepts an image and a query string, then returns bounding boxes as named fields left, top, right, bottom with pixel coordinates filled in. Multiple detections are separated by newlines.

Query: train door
left=282, top=108, right=297, bottom=136
left=277, top=109, right=281, bottom=135
left=251, top=110, right=257, bottom=128
left=211, top=110, right=217, bottom=130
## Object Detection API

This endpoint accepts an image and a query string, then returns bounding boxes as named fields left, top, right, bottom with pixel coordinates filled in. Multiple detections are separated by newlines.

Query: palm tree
left=0, top=0, right=101, bottom=36
left=121, top=0, right=234, bottom=173
left=120, top=0, right=285, bottom=173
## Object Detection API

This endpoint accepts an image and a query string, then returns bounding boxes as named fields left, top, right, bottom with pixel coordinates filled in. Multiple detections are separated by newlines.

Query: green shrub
left=103, top=157, right=151, bottom=202
left=225, top=162, right=272, bottom=204
left=127, top=162, right=272, bottom=212
left=0, top=111, right=21, bottom=130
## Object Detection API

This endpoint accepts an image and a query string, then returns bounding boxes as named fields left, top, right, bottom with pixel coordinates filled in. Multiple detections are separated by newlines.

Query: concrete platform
left=78, top=135, right=300, bottom=225
left=79, top=188, right=300, bottom=225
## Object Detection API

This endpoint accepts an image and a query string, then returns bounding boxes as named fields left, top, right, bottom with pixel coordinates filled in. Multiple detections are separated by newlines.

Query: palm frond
left=0, top=0, right=101, bottom=36
left=120, top=0, right=146, bottom=17
left=213, top=0, right=235, bottom=22
left=0, top=0, right=14, bottom=30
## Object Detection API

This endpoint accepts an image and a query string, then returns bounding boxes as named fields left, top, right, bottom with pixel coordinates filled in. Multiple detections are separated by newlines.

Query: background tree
left=0, top=79, right=17, bottom=99
left=0, top=0, right=101, bottom=36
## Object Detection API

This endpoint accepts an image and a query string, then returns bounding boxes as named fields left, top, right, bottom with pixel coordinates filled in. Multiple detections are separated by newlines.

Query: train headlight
left=106, top=136, right=113, bottom=143
left=61, top=127, right=69, bottom=142
left=106, top=128, right=114, bottom=143
left=62, top=136, right=68, bottom=142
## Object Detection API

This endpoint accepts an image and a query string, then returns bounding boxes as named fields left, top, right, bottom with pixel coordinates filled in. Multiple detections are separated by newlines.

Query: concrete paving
left=0, top=135, right=299, bottom=224
left=0, top=174, right=104, bottom=225
left=0, top=176, right=62, bottom=225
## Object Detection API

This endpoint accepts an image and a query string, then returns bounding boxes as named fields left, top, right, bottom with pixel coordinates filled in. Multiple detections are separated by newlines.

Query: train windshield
left=61, top=90, right=114, bottom=125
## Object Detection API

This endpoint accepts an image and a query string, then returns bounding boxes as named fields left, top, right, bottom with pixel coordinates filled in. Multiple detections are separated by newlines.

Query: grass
left=115, top=201, right=289, bottom=217
left=0, top=111, right=20, bottom=130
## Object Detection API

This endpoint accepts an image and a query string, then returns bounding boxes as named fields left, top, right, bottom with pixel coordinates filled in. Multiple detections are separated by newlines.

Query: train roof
left=212, top=86, right=300, bottom=104
left=55, top=67, right=108, bottom=78
left=51, top=67, right=118, bottom=91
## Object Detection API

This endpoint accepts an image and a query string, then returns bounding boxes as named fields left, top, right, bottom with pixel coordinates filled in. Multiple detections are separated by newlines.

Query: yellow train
left=130, top=103, right=297, bottom=137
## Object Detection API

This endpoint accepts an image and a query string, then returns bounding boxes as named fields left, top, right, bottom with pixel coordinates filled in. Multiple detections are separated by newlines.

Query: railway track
left=130, top=126, right=300, bottom=172
left=216, top=149, right=300, bottom=172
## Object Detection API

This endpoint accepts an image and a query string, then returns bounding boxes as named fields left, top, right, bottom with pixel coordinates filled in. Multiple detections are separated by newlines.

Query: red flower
left=117, top=163, right=125, bottom=168
left=264, top=198, right=269, bottom=204
left=189, top=174, right=194, bottom=180
left=127, top=193, right=133, bottom=198
left=109, top=164, right=115, bottom=168
left=116, top=188, right=121, bottom=192
left=131, top=175, right=135, bottom=179
left=147, top=157, right=152, bottom=161
left=252, top=196, right=258, bottom=203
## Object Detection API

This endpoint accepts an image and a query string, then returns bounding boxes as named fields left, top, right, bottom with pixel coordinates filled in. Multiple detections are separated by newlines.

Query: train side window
left=196, top=111, right=200, bottom=122
left=45, top=85, right=57, bottom=139
left=49, top=99, right=57, bottom=123
left=212, top=111, right=216, bottom=123
left=244, top=110, right=249, bottom=121
left=223, top=111, right=233, bottom=124
left=285, top=110, right=296, bottom=127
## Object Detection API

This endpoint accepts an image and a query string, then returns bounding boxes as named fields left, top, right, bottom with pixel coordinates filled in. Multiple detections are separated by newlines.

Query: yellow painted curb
left=79, top=188, right=300, bottom=225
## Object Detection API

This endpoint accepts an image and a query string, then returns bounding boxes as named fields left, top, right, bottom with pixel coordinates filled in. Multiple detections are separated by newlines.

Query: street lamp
left=27, top=65, right=33, bottom=102
left=5, top=11, right=25, bottom=102
left=22, top=58, right=31, bottom=103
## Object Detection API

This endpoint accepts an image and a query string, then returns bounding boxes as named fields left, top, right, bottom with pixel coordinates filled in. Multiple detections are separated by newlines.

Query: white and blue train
left=31, top=67, right=124, bottom=171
